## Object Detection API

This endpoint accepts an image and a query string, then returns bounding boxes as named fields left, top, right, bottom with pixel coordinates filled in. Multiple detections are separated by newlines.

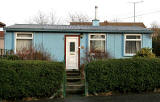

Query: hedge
left=0, top=60, right=65, bottom=100
left=153, top=40, right=160, bottom=56
left=86, top=58, right=160, bottom=94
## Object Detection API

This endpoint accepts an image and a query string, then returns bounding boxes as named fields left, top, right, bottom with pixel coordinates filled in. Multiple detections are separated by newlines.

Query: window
left=70, top=42, right=75, bottom=52
left=125, top=34, right=141, bottom=55
left=89, top=34, right=106, bottom=53
left=15, top=32, right=33, bottom=52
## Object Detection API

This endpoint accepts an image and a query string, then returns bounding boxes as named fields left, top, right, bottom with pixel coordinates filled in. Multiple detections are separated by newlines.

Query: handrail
left=84, top=66, right=88, bottom=96
left=62, top=70, right=66, bottom=98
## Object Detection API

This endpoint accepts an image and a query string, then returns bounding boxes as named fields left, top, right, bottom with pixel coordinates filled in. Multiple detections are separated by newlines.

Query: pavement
left=26, top=93, right=160, bottom=102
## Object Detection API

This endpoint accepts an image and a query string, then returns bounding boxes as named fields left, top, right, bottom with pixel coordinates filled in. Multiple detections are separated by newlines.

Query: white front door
left=66, top=36, right=79, bottom=70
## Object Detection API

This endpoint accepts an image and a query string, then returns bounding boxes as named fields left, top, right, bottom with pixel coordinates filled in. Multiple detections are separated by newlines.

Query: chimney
left=92, top=6, right=99, bottom=26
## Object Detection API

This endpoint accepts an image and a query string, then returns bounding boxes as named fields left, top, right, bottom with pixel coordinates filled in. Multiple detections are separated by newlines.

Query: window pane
left=70, top=42, right=75, bottom=52
left=125, top=41, right=141, bottom=54
left=91, top=35, right=105, bottom=39
left=126, top=35, right=140, bottom=39
left=17, top=34, right=32, bottom=37
left=90, top=40, right=105, bottom=52
left=16, top=39, right=32, bottom=51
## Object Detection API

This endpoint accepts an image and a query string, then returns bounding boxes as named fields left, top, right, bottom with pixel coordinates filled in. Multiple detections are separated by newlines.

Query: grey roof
left=6, top=24, right=153, bottom=34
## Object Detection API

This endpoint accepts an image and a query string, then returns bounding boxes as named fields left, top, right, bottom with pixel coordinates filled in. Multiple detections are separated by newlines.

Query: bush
left=82, top=49, right=111, bottom=64
left=16, top=45, right=51, bottom=61
left=0, top=60, right=65, bottom=100
left=86, top=58, right=160, bottom=94
left=0, top=55, right=20, bottom=60
left=134, top=48, right=155, bottom=58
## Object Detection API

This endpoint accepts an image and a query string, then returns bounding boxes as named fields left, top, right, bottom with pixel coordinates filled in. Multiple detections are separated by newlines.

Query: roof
left=70, top=21, right=146, bottom=28
left=0, top=22, right=5, bottom=27
left=6, top=24, right=152, bottom=34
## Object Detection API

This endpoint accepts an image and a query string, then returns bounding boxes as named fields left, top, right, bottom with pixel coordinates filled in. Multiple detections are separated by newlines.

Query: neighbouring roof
left=70, top=21, right=146, bottom=28
left=0, top=22, right=6, bottom=27
left=6, top=24, right=152, bottom=34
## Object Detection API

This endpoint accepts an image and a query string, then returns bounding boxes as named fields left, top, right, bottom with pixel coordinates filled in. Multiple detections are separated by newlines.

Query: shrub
left=86, top=58, right=160, bottom=94
left=82, top=49, right=111, bottom=64
left=0, top=60, right=65, bottom=100
left=16, top=45, right=51, bottom=61
left=0, top=55, right=20, bottom=60
left=6, top=55, right=20, bottom=60
left=134, top=48, right=155, bottom=58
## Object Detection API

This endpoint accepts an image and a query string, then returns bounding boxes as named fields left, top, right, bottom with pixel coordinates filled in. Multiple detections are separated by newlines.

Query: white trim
left=14, top=32, right=33, bottom=53
left=88, top=33, right=106, bottom=52
left=0, top=28, right=3, bottom=31
left=16, top=32, right=33, bottom=39
left=124, top=34, right=142, bottom=56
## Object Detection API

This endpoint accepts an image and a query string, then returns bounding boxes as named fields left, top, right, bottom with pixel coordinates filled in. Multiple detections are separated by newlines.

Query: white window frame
left=88, top=34, right=106, bottom=53
left=124, top=34, right=142, bottom=56
left=14, top=32, right=33, bottom=53
left=0, top=28, right=3, bottom=31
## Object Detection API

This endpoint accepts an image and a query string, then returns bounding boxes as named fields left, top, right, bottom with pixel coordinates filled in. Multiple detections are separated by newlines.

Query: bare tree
left=49, top=12, right=63, bottom=25
left=68, top=12, right=91, bottom=22
left=150, top=22, right=160, bottom=38
left=33, top=11, right=49, bottom=25
left=27, top=11, right=61, bottom=25
left=111, top=17, right=121, bottom=22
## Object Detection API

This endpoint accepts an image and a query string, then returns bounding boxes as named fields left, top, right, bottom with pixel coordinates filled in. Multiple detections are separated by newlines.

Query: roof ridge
left=7, top=24, right=145, bottom=28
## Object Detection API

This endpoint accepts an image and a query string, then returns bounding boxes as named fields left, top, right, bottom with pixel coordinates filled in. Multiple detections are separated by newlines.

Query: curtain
left=16, top=39, right=32, bottom=51
left=90, top=40, right=105, bottom=52
left=126, top=41, right=141, bottom=54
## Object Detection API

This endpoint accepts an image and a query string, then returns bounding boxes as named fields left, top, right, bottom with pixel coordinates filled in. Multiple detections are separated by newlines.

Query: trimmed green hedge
left=0, top=60, right=65, bottom=100
left=86, top=58, right=160, bottom=94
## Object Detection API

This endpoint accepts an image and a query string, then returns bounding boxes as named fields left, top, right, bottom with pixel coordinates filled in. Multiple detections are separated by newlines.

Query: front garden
left=1, top=48, right=160, bottom=101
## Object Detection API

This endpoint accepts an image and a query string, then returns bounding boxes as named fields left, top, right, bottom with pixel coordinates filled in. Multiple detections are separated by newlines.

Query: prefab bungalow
left=5, top=20, right=153, bottom=70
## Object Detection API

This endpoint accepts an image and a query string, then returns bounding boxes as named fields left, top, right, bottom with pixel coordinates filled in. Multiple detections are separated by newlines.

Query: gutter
left=5, top=28, right=153, bottom=34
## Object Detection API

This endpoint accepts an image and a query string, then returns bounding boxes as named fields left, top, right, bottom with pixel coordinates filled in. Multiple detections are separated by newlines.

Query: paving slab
left=24, top=93, right=160, bottom=102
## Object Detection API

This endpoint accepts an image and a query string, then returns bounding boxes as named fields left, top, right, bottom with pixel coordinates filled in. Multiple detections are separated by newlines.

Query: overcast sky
left=1, top=0, right=160, bottom=27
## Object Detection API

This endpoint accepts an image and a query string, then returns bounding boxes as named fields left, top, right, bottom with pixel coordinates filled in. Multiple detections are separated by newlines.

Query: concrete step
left=67, top=81, right=84, bottom=85
left=66, top=70, right=80, bottom=74
left=66, top=72, right=80, bottom=76
left=67, top=84, right=84, bottom=90
left=67, top=75, right=81, bottom=79
left=66, top=77, right=81, bottom=82
left=66, top=89, right=84, bottom=94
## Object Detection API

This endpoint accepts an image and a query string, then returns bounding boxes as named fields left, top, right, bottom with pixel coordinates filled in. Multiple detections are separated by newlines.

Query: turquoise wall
left=80, top=33, right=88, bottom=64
left=5, top=32, right=152, bottom=62
left=33, top=32, right=66, bottom=61
left=142, top=34, right=152, bottom=48
left=107, top=34, right=123, bottom=58
left=5, top=32, right=15, bottom=50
